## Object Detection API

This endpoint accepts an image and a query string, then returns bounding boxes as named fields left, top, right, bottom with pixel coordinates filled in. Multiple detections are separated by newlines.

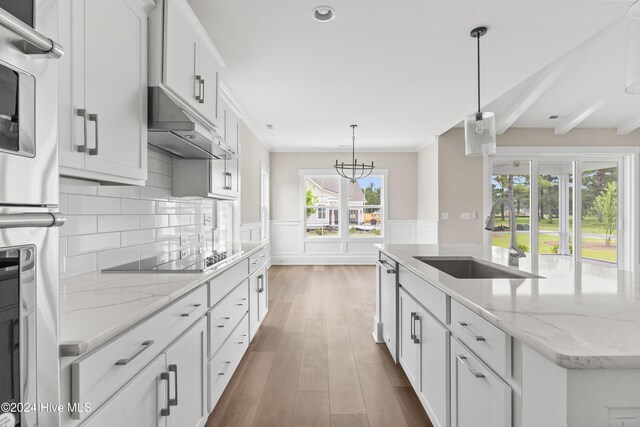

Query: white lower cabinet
left=450, top=338, right=511, bottom=427
left=82, top=319, right=206, bottom=427
left=399, top=288, right=449, bottom=427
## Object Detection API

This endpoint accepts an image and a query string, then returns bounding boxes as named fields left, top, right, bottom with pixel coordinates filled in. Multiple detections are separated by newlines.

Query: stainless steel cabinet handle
left=115, top=340, right=154, bottom=366
left=376, top=259, right=396, bottom=274
left=217, top=361, right=231, bottom=375
left=410, top=312, right=416, bottom=340
left=76, top=109, right=88, bottom=152
left=0, top=8, right=64, bottom=58
left=235, top=297, right=247, bottom=307
left=160, top=372, right=171, bottom=416
left=0, top=213, right=65, bottom=229
left=216, top=316, right=232, bottom=328
left=168, top=364, right=178, bottom=406
left=258, top=275, right=265, bottom=293
left=224, top=171, right=232, bottom=190
left=236, top=333, right=248, bottom=344
left=195, top=75, right=203, bottom=102
left=456, top=354, right=485, bottom=378
left=457, top=321, right=486, bottom=342
left=250, top=259, right=260, bottom=265
left=413, top=314, right=421, bottom=344
left=260, top=253, right=268, bottom=258
left=88, top=113, right=99, bottom=156
left=180, top=303, right=202, bottom=317
left=201, top=78, right=206, bottom=103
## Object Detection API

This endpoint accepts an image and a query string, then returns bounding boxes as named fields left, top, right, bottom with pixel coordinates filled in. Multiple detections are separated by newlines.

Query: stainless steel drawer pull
left=181, top=304, right=202, bottom=317
left=216, top=316, right=231, bottom=328
left=0, top=8, right=64, bottom=58
left=260, top=253, right=267, bottom=258
left=236, top=333, right=248, bottom=344
left=457, top=321, right=486, bottom=341
left=217, top=361, right=231, bottom=375
left=88, top=113, right=99, bottom=155
left=115, top=340, right=154, bottom=366
left=376, top=259, right=396, bottom=274
left=456, top=354, right=485, bottom=378
left=0, top=213, right=66, bottom=229
left=76, top=109, right=88, bottom=152
left=250, top=259, right=260, bottom=265
left=236, top=297, right=247, bottom=306
left=160, top=371, right=171, bottom=416
left=168, top=364, right=178, bottom=406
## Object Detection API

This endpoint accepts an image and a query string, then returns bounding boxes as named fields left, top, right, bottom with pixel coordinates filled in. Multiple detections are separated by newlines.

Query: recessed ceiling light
left=312, top=6, right=335, bottom=22
left=266, top=124, right=274, bottom=130
left=549, top=115, right=560, bottom=119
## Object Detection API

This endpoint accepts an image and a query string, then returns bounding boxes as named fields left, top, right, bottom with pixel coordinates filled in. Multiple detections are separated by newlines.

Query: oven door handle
left=0, top=213, right=65, bottom=229
left=0, top=8, right=64, bottom=58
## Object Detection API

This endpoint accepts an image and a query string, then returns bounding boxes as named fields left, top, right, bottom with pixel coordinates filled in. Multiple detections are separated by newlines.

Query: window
left=303, top=173, right=385, bottom=239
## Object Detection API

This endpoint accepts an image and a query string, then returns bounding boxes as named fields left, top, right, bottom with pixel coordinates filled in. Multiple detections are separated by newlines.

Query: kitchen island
left=375, top=244, right=640, bottom=427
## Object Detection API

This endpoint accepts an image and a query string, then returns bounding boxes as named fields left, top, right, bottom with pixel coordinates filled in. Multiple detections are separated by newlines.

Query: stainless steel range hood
left=147, top=86, right=228, bottom=159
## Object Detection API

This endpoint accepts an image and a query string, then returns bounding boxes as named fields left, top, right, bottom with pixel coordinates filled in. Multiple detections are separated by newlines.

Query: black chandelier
left=334, top=124, right=374, bottom=183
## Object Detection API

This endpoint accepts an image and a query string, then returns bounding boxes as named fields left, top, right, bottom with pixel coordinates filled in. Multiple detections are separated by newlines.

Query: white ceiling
left=188, top=0, right=633, bottom=150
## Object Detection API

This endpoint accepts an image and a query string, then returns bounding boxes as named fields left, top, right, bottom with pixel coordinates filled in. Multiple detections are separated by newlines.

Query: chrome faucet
left=484, top=197, right=526, bottom=266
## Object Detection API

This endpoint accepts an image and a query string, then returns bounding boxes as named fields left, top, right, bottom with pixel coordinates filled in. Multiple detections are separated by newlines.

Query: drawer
left=398, top=265, right=447, bottom=324
left=450, top=299, right=510, bottom=379
left=208, top=313, right=249, bottom=412
left=71, top=285, right=207, bottom=420
left=207, top=281, right=249, bottom=358
left=209, top=258, right=249, bottom=307
left=248, top=246, right=269, bottom=273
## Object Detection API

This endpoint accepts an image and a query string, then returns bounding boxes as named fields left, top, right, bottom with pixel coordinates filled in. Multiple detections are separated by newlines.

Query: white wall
left=240, top=121, right=270, bottom=226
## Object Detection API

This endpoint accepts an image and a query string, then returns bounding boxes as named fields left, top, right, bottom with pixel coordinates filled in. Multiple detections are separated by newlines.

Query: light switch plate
left=441, top=212, right=449, bottom=220
left=460, top=212, right=471, bottom=220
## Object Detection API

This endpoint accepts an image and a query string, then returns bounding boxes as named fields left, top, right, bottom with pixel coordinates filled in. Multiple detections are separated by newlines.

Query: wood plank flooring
left=206, top=265, right=433, bottom=427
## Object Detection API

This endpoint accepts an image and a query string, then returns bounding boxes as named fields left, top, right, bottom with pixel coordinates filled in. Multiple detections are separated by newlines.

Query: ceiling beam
left=616, top=114, right=640, bottom=136
left=496, top=54, right=577, bottom=135
left=553, top=82, right=622, bottom=135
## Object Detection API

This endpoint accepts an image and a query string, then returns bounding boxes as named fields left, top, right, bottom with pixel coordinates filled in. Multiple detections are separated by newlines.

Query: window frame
left=300, top=169, right=388, bottom=242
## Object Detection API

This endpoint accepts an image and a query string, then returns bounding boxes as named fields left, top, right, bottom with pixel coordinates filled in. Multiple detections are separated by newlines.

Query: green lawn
left=493, top=216, right=616, bottom=235
left=492, top=232, right=616, bottom=263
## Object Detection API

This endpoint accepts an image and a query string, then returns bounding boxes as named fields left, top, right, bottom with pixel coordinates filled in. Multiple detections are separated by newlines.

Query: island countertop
left=59, top=241, right=267, bottom=357
left=376, top=244, right=640, bottom=369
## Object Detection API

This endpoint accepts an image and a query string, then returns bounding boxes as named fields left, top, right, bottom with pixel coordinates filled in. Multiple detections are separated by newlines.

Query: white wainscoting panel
left=271, top=219, right=439, bottom=265
left=240, top=222, right=262, bottom=242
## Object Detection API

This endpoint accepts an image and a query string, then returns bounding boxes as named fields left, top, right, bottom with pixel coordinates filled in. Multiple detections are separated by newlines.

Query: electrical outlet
left=460, top=212, right=471, bottom=220
left=441, top=212, right=449, bottom=220
left=471, top=211, right=478, bottom=219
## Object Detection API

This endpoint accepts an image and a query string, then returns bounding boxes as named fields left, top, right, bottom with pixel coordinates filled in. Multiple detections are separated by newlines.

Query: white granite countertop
left=377, top=244, right=640, bottom=369
left=59, top=241, right=267, bottom=357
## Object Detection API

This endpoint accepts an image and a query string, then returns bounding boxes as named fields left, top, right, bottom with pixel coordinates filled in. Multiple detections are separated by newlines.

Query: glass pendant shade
left=625, top=8, right=640, bottom=94
left=464, top=112, right=496, bottom=156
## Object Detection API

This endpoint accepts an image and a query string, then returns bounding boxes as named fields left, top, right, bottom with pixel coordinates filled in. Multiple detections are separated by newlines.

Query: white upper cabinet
left=152, top=0, right=224, bottom=131
left=58, top=0, right=152, bottom=185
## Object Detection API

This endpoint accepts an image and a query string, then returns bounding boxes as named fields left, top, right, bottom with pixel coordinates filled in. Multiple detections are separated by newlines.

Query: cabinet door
left=418, top=308, right=449, bottom=427
left=398, top=288, right=420, bottom=388
left=451, top=338, right=511, bottom=427
left=163, top=0, right=198, bottom=109
left=208, top=158, right=229, bottom=199
left=249, top=272, right=260, bottom=340
left=196, top=46, right=221, bottom=128
left=82, top=0, right=148, bottom=182
left=225, top=157, right=240, bottom=199
left=81, top=355, right=168, bottom=427
left=257, top=270, right=268, bottom=323
left=165, top=318, right=207, bottom=427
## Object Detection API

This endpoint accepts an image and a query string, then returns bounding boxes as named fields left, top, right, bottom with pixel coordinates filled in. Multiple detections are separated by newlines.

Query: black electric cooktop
left=103, top=249, right=242, bottom=273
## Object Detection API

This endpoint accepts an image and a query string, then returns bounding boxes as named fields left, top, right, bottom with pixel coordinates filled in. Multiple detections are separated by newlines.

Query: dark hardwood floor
left=206, top=265, right=433, bottom=427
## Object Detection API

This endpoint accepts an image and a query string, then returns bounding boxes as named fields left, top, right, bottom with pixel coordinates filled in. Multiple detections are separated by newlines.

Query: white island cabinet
left=376, top=244, right=640, bottom=427
left=58, top=0, right=153, bottom=185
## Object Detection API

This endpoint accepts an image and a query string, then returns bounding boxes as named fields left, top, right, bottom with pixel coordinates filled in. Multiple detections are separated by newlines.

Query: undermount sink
left=414, top=256, right=542, bottom=279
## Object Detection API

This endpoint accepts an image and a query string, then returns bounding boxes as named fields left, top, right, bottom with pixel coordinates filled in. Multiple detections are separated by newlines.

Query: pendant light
left=334, top=124, right=374, bottom=183
left=625, top=2, right=640, bottom=94
left=465, top=26, right=496, bottom=156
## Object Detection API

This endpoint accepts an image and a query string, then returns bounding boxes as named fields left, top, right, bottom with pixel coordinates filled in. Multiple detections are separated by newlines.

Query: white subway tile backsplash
left=97, top=186, right=140, bottom=199
left=121, top=199, right=155, bottom=214
left=97, top=246, right=140, bottom=270
left=140, top=215, right=169, bottom=229
left=60, top=215, right=97, bottom=237
left=67, top=195, right=120, bottom=215
left=67, top=233, right=121, bottom=256
left=97, top=215, right=140, bottom=233
left=121, top=229, right=156, bottom=247
left=60, top=147, right=217, bottom=278
left=62, top=253, right=97, bottom=278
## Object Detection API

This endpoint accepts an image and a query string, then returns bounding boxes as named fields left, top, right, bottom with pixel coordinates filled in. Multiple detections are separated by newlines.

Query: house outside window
left=303, top=173, right=385, bottom=239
